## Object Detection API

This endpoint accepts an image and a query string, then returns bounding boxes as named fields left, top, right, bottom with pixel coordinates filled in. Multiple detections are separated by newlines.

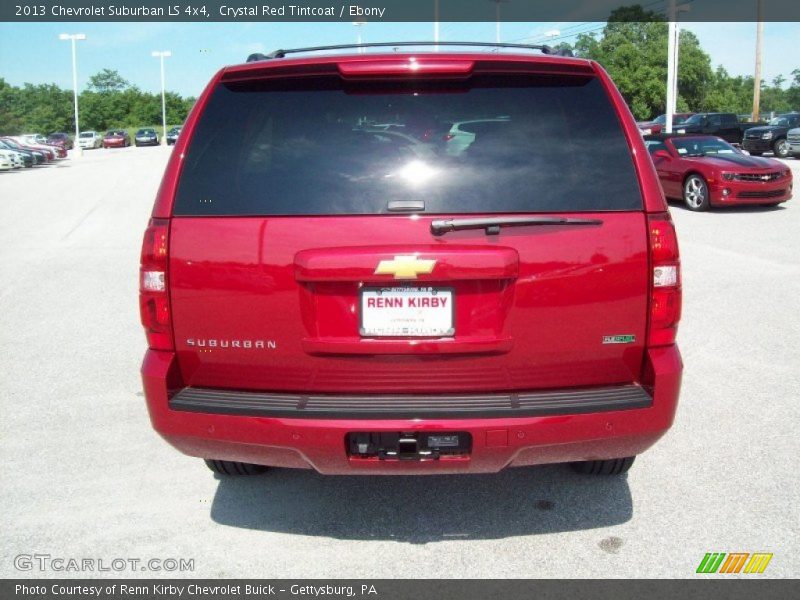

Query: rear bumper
left=142, top=346, right=682, bottom=475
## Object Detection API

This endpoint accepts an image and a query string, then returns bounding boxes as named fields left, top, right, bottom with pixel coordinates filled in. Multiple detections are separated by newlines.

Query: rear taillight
left=139, top=218, right=173, bottom=350
left=442, top=134, right=455, bottom=141
left=647, top=213, right=681, bottom=347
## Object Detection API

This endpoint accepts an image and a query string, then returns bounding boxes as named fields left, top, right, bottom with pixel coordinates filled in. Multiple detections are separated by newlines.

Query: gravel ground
left=1, top=146, right=797, bottom=578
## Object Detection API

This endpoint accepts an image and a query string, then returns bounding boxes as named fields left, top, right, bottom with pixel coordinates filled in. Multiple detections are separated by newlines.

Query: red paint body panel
left=142, top=345, right=681, bottom=474
left=168, top=213, right=648, bottom=393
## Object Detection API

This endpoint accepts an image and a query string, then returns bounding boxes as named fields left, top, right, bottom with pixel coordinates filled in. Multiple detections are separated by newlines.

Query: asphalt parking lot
left=1, top=146, right=798, bottom=578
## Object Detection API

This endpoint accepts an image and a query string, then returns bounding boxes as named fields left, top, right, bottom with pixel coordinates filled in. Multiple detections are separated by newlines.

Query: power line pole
left=752, top=0, right=764, bottom=122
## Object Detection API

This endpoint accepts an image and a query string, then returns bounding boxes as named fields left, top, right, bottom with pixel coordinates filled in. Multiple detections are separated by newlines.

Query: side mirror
left=652, top=150, right=672, bottom=161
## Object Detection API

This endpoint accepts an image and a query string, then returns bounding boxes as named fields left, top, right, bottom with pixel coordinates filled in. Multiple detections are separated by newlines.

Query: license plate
left=360, top=287, right=454, bottom=337
left=677, top=128, right=686, bottom=134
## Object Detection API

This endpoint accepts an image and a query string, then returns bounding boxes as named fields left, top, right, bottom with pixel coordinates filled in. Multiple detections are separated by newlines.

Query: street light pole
left=59, top=33, right=86, bottom=156
left=152, top=51, right=171, bottom=144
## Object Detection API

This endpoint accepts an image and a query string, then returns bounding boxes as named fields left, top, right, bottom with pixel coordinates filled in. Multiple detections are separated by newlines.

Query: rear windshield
left=174, top=73, right=642, bottom=215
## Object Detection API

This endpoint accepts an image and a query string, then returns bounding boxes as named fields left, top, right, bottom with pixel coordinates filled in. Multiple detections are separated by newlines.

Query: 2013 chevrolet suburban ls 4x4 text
left=140, top=43, right=683, bottom=478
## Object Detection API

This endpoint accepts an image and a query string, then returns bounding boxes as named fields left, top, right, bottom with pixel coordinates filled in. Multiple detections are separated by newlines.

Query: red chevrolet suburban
left=140, top=43, right=682, bottom=477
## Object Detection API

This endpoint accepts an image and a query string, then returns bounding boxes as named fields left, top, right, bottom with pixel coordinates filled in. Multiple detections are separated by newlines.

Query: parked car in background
left=352, top=127, right=438, bottom=160
left=0, top=150, right=17, bottom=170
left=645, top=134, right=792, bottom=210
left=166, top=126, right=182, bottom=145
left=741, top=112, right=800, bottom=158
left=47, top=132, right=73, bottom=150
left=135, top=128, right=159, bottom=147
left=0, top=140, right=35, bottom=167
left=78, top=131, right=103, bottom=150
left=140, top=46, right=683, bottom=480
left=21, top=133, right=47, bottom=145
left=786, top=127, right=800, bottom=157
left=637, top=113, right=694, bottom=135
left=439, top=117, right=511, bottom=155
left=4, top=137, right=56, bottom=160
left=16, top=136, right=65, bottom=159
left=103, top=130, right=131, bottom=148
left=676, top=112, right=762, bottom=144
left=0, top=138, right=43, bottom=165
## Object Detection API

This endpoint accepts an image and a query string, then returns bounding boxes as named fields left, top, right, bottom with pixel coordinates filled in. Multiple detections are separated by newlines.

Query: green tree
left=571, top=6, right=713, bottom=119
left=785, top=69, right=800, bottom=109
left=0, top=70, right=196, bottom=136
left=0, top=78, right=24, bottom=135
left=87, top=69, right=130, bottom=94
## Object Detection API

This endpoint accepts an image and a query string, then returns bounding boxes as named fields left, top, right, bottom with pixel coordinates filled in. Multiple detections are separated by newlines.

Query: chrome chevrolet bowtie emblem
left=374, top=255, right=436, bottom=280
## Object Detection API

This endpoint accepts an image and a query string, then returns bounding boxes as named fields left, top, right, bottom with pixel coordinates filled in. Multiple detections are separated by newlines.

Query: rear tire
left=683, top=174, right=710, bottom=211
left=204, top=459, right=268, bottom=476
left=570, top=456, right=635, bottom=475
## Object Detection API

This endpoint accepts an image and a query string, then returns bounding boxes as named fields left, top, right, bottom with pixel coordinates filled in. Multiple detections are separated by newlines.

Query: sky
left=0, top=21, right=797, bottom=98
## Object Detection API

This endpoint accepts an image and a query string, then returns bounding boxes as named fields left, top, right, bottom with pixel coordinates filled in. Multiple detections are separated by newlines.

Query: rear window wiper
left=430, top=216, right=603, bottom=236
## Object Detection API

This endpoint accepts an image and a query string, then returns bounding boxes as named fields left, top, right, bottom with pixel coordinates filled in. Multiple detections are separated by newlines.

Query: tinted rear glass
left=174, top=73, right=642, bottom=215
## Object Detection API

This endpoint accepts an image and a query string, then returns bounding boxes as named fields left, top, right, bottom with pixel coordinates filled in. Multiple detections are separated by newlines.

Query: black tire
left=772, top=138, right=789, bottom=158
left=683, top=174, right=710, bottom=211
left=570, top=456, right=635, bottom=475
left=204, top=459, right=268, bottom=476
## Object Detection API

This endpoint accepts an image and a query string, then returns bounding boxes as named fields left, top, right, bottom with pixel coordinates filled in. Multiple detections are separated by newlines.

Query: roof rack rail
left=246, top=41, right=574, bottom=63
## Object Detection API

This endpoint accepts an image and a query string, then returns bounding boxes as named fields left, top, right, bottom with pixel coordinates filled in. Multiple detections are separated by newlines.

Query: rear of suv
left=140, top=44, right=682, bottom=478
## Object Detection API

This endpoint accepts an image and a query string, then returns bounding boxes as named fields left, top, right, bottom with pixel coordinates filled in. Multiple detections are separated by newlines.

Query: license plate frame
left=359, top=286, right=455, bottom=338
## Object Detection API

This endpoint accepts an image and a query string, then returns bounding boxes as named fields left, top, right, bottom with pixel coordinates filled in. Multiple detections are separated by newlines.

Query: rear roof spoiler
left=247, top=41, right=574, bottom=62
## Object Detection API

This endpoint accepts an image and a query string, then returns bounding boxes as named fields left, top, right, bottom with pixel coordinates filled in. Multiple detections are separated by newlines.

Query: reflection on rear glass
left=175, top=75, right=642, bottom=215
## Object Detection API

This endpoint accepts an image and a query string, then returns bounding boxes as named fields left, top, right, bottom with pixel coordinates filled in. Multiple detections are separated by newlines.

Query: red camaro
left=645, top=134, right=793, bottom=211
